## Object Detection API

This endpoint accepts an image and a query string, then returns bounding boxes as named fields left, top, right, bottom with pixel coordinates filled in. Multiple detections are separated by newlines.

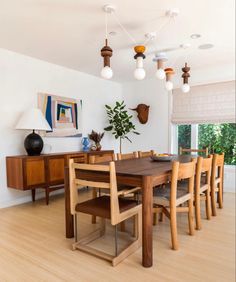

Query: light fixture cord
left=111, top=11, right=137, bottom=44
left=105, top=10, right=108, bottom=41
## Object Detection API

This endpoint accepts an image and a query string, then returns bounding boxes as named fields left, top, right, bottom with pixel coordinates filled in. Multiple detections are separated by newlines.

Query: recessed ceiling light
left=190, top=34, right=201, bottom=39
left=180, top=43, right=191, bottom=49
left=198, top=43, right=214, bottom=50
left=165, top=8, right=180, bottom=18
left=109, top=31, right=117, bottom=36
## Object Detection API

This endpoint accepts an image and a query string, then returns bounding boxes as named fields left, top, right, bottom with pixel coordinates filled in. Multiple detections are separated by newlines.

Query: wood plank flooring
left=0, top=191, right=235, bottom=282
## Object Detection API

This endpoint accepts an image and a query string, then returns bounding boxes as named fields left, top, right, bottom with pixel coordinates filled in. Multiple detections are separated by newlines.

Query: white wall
left=0, top=49, right=234, bottom=208
left=122, top=79, right=169, bottom=154
left=0, top=48, right=122, bottom=208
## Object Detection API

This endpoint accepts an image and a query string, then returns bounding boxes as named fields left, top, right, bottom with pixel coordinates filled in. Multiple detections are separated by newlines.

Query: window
left=178, top=125, right=191, bottom=151
left=177, top=123, right=236, bottom=165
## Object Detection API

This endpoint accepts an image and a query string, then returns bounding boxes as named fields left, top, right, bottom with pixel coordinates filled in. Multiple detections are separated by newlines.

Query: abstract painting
left=38, top=93, right=82, bottom=137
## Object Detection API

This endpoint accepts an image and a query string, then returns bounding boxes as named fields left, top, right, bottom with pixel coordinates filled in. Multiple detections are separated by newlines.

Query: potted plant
left=88, top=130, right=104, bottom=151
left=104, top=101, right=140, bottom=153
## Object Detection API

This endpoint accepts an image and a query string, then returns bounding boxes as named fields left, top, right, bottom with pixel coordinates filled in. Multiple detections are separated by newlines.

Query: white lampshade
left=15, top=108, right=51, bottom=131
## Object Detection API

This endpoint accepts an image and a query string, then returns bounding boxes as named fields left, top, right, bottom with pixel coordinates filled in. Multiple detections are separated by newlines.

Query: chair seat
left=153, top=184, right=189, bottom=206
left=75, top=195, right=139, bottom=219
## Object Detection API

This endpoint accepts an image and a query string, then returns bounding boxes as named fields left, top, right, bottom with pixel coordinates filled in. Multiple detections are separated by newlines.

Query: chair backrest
left=170, top=160, right=195, bottom=204
left=89, top=153, right=116, bottom=164
left=117, top=151, right=138, bottom=160
left=195, top=156, right=212, bottom=194
left=211, top=153, right=224, bottom=183
left=69, top=160, right=121, bottom=225
left=138, top=150, right=155, bottom=158
left=180, top=147, right=209, bottom=156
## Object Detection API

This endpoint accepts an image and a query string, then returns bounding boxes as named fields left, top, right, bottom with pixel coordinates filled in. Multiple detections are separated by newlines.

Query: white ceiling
left=0, top=0, right=235, bottom=82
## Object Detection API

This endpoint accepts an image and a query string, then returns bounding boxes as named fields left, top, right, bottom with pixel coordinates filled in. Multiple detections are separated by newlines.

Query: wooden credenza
left=6, top=150, right=114, bottom=205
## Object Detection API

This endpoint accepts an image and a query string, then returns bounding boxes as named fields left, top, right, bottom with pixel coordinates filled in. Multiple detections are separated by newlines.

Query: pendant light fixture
left=181, top=63, right=190, bottom=93
left=165, top=68, right=175, bottom=91
left=99, top=4, right=191, bottom=87
left=101, top=39, right=113, bottom=79
left=134, top=45, right=146, bottom=80
left=153, top=52, right=168, bottom=80
left=100, top=6, right=113, bottom=79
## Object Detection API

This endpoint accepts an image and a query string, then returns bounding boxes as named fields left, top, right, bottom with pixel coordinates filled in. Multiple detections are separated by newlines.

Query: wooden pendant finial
left=101, top=39, right=113, bottom=67
left=182, top=63, right=190, bottom=84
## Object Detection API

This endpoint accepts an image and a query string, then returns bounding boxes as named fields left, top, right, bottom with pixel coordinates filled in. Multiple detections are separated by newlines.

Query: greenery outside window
left=177, top=123, right=236, bottom=165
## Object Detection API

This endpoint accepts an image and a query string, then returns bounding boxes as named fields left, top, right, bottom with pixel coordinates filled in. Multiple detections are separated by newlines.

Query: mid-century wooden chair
left=117, top=151, right=139, bottom=160
left=211, top=153, right=224, bottom=216
left=69, top=160, right=142, bottom=266
left=194, top=156, right=212, bottom=230
left=153, top=160, right=195, bottom=250
left=180, top=147, right=209, bottom=156
left=138, top=150, right=155, bottom=158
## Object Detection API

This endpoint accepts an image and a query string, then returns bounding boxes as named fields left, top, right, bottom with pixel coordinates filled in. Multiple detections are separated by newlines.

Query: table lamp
left=16, top=108, right=52, bottom=156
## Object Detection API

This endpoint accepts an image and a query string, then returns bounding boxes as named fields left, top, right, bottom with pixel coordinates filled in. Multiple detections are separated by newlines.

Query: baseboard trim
left=0, top=189, right=64, bottom=209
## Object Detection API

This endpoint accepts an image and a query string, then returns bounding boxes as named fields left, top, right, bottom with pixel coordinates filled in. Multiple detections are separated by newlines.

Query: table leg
left=65, top=167, right=74, bottom=238
left=142, top=176, right=153, bottom=267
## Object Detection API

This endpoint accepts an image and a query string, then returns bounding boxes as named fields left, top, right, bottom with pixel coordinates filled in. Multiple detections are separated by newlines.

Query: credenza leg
left=31, top=189, right=36, bottom=202
left=45, top=187, right=50, bottom=205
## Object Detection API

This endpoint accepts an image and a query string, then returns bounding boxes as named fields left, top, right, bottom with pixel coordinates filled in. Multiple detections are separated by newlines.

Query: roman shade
left=171, top=81, right=235, bottom=124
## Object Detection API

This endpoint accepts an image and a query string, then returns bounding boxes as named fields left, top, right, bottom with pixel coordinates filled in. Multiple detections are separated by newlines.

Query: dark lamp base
left=24, top=131, right=43, bottom=156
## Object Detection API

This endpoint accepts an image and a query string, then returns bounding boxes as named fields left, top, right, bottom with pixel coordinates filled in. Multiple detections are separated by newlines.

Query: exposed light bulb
left=155, top=68, right=166, bottom=80
left=101, top=66, right=113, bottom=79
left=181, top=83, right=190, bottom=93
left=165, top=80, right=173, bottom=91
left=134, top=68, right=146, bottom=80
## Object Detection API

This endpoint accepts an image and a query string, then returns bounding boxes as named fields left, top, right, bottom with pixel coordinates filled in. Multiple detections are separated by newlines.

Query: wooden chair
left=211, top=153, right=224, bottom=216
left=194, top=156, right=212, bottom=230
left=69, top=160, right=142, bottom=266
left=117, top=152, right=138, bottom=161
left=138, top=150, right=155, bottom=158
left=180, top=147, right=209, bottom=156
left=153, top=160, right=195, bottom=250
left=89, top=153, right=116, bottom=224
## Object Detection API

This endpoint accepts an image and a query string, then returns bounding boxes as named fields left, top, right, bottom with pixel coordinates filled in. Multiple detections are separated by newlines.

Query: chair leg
left=205, top=189, right=211, bottom=220
left=211, top=189, right=217, bottom=216
left=153, top=213, right=157, bottom=226
left=100, top=218, right=106, bottom=236
left=120, top=221, right=126, bottom=232
left=92, top=189, right=97, bottom=224
left=115, top=225, right=118, bottom=256
left=159, top=212, right=164, bottom=222
left=218, top=183, right=223, bottom=209
left=170, top=206, right=178, bottom=250
left=72, top=214, right=78, bottom=250
left=188, top=197, right=195, bottom=236
left=195, top=193, right=201, bottom=230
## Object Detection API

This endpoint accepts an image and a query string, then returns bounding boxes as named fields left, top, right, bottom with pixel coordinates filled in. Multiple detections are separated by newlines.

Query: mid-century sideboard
left=6, top=150, right=114, bottom=204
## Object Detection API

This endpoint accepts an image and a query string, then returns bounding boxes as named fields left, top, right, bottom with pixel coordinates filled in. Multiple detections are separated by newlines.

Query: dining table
left=64, top=155, right=192, bottom=268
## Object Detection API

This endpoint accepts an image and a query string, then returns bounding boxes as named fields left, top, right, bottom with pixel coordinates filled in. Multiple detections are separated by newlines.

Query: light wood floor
left=0, top=191, right=235, bottom=282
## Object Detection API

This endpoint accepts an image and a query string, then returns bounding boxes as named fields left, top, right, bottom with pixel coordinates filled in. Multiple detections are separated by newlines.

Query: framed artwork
left=38, top=93, right=82, bottom=137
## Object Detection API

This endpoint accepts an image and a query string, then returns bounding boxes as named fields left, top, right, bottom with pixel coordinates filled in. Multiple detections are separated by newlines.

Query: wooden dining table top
left=113, top=155, right=192, bottom=177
